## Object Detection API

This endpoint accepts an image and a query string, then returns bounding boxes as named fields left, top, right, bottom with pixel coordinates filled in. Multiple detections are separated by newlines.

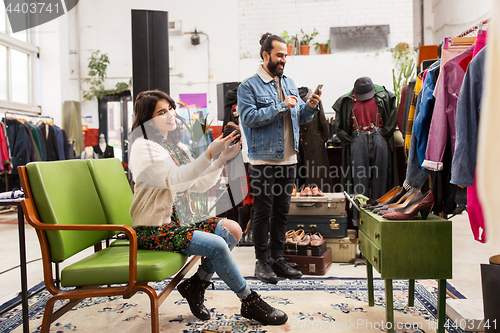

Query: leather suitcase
left=289, top=193, right=346, bottom=216
left=287, top=214, right=348, bottom=238
left=284, top=241, right=326, bottom=256
left=284, top=247, right=332, bottom=275
left=326, top=235, right=357, bottom=263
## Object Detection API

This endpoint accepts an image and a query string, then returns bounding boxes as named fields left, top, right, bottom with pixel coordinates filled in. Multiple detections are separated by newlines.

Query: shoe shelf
left=358, top=207, right=452, bottom=333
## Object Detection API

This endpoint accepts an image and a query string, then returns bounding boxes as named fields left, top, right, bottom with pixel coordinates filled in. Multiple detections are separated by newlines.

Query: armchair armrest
left=21, top=199, right=139, bottom=293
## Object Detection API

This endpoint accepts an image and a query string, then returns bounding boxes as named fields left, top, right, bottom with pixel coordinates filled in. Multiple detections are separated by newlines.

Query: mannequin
left=93, top=133, right=114, bottom=158
left=333, top=77, right=397, bottom=198
left=80, top=146, right=99, bottom=159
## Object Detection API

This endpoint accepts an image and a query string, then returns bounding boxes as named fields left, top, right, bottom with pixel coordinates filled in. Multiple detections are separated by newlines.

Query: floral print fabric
left=133, top=136, right=221, bottom=252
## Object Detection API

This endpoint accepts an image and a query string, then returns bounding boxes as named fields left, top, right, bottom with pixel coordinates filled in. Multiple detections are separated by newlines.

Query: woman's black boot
left=241, top=290, right=288, bottom=325
left=177, top=274, right=213, bottom=320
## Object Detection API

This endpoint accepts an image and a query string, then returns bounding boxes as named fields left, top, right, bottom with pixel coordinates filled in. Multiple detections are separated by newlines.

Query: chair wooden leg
left=138, top=285, right=160, bottom=333
left=40, top=296, right=57, bottom=333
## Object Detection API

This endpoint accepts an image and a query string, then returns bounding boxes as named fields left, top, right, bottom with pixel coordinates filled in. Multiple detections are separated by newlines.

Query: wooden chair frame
left=18, top=165, right=201, bottom=333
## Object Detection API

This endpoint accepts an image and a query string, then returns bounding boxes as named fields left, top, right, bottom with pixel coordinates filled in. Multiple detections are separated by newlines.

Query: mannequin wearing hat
left=93, top=133, right=115, bottom=159
left=332, top=77, right=397, bottom=198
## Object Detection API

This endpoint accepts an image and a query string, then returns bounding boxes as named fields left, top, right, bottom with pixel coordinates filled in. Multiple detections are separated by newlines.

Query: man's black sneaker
left=254, top=259, right=279, bottom=284
left=270, top=256, right=303, bottom=279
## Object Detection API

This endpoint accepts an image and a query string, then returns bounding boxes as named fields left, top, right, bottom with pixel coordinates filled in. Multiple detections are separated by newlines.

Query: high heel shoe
left=372, top=188, right=416, bottom=213
left=377, top=190, right=421, bottom=215
left=363, top=186, right=401, bottom=208
left=382, top=191, right=434, bottom=220
left=368, top=187, right=408, bottom=211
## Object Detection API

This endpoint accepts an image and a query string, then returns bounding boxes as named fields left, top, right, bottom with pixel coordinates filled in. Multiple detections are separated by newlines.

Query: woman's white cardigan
left=129, top=137, right=223, bottom=227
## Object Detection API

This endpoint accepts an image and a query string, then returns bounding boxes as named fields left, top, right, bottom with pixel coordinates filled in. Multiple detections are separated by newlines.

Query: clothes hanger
left=451, top=36, right=476, bottom=46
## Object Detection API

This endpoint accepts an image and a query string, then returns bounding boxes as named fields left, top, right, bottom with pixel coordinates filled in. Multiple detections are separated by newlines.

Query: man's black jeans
left=249, top=164, right=296, bottom=261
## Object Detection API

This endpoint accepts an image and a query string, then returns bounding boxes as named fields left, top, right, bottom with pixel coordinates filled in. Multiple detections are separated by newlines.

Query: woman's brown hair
left=131, top=89, right=182, bottom=144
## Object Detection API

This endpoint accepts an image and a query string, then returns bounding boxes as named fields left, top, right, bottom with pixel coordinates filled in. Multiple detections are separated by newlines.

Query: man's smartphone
left=314, top=84, right=323, bottom=95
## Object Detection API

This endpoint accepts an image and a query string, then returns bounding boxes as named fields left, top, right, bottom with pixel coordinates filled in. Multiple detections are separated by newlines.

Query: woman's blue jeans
left=181, top=221, right=247, bottom=294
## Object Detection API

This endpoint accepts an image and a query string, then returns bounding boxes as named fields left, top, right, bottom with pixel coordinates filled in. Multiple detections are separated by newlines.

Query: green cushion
left=86, top=159, right=134, bottom=237
left=61, top=247, right=188, bottom=286
left=109, top=239, right=130, bottom=247
left=26, top=161, right=108, bottom=263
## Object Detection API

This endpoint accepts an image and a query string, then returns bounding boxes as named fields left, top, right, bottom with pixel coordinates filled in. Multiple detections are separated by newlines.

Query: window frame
left=0, top=21, right=40, bottom=114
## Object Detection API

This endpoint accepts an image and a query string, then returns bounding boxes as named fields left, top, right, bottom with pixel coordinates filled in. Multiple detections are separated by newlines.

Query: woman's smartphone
left=314, top=84, right=323, bottom=95
left=223, top=127, right=241, bottom=145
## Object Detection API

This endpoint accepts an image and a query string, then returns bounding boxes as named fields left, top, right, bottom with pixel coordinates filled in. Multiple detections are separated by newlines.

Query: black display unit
left=217, top=81, right=240, bottom=121
left=131, top=10, right=170, bottom=101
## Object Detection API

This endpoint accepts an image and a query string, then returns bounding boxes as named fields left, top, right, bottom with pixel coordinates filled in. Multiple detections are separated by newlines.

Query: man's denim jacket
left=237, top=66, right=318, bottom=160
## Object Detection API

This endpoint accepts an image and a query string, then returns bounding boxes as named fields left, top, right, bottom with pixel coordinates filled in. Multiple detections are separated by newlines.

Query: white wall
left=239, top=0, right=414, bottom=59
left=37, top=0, right=413, bottom=127
left=428, top=0, right=492, bottom=44
left=73, top=0, right=240, bottom=127
left=240, top=52, right=395, bottom=116
left=237, top=0, right=414, bottom=117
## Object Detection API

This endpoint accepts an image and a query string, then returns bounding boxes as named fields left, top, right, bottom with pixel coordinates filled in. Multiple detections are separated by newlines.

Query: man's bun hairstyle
left=259, top=32, right=285, bottom=60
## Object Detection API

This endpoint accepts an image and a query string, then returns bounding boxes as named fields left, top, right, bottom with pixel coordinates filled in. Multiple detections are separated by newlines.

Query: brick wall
left=238, top=0, right=414, bottom=59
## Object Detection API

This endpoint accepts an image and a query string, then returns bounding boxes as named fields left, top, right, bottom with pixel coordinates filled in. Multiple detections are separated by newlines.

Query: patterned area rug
left=1, top=277, right=465, bottom=333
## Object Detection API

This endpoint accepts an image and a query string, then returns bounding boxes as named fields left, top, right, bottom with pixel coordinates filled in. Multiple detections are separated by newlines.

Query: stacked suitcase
left=284, top=193, right=353, bottom=275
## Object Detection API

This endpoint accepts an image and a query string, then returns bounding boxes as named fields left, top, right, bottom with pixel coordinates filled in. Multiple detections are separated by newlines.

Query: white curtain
left=477, top=5, right=500, bottom=248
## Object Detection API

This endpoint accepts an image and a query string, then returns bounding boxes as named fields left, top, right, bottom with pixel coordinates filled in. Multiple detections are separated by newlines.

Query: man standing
left=237, top=33, right=321, bottom=283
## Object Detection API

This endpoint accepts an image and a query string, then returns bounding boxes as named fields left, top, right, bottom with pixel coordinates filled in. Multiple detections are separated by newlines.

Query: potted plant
left=299, top=29, right=318, bottom=55
left=314, top=40, right=331, bottom=54
left=82, top=50, right=131, bottom=102
left=390, top=42, right=416, bottom=109
left=282, top=31, right=293, bottom=56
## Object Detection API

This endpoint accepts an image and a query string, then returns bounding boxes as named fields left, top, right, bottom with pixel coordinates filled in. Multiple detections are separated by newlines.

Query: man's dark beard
left=267, top=58, right=284, bottom=77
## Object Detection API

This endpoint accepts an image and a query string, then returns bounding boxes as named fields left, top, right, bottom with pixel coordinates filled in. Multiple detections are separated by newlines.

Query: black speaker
left=131, top=10, right=170, bottom=102
left=217, top=82, right=240, bottom=121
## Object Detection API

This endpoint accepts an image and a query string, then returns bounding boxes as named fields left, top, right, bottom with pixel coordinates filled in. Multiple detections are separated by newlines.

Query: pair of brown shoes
left=298, top=185, right=324, bottom=196
left=285, top=229, right=305, bottom=244
left=298, top=232, right=324, bottom=247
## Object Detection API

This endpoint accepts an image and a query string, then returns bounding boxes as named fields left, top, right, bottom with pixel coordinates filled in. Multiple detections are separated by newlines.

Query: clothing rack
left=457, top=19, right=489, bottom=37
left=1, top=112, right=55, bottom=191
left=3, top=111, right=53, bottom=122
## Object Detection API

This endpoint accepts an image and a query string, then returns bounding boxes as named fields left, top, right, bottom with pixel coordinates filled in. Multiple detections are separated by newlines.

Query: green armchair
left=19, top=158, right=200, bottom=333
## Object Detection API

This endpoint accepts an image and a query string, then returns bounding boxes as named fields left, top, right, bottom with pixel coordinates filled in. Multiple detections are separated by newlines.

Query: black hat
left=353, top=77, right=374, bottom=101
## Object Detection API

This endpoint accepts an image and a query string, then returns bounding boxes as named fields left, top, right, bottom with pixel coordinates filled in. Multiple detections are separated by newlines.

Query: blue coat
left=238, top=68, right=317, bottom=160
left=451, top=47, right=486, bottom=186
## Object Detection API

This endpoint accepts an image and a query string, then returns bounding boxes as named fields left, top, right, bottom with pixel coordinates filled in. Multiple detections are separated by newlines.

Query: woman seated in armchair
left=128, top=89, right=287, bottom=326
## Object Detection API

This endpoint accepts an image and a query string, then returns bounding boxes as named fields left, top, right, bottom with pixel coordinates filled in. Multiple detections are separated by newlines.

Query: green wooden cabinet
left=359, top=208, right=452, bottom=333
